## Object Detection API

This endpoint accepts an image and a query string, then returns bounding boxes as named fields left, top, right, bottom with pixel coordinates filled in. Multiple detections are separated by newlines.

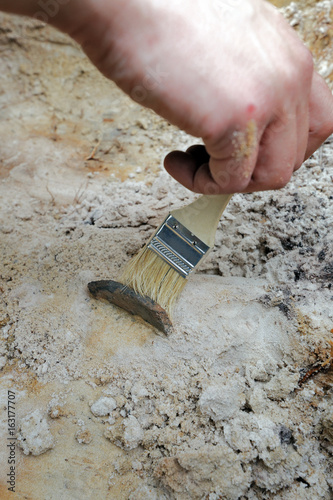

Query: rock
left=247, top=386, right=269, bottom=413
left=17, top=410, right=54, bottom=456
left=198, top=377, right=246, bottom=422
left=154, top=443, right=251, bottom=500
left=88, top=280, right=172, bottom=335
left=105, top=415, right=143, bottom=450
left=321, top=404, right=333, bottom=444
left=224, top=414, right=282, bottom=466
left=90, top=396, right=117, bottom=417
left=131, top=382, right=149, bottom=403
left=252, top=450, right=302, bottom=493
left=75, top=429, right=92, bottom=444
left=0, top=355, right=7, bottom=370
left=247, top=360, right=271, bottom=382
left=264, top=369, right=299, bottom=400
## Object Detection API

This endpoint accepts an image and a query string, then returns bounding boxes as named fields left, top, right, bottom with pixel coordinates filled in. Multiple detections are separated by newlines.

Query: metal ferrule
left=147, top=215, right=210, bottom=278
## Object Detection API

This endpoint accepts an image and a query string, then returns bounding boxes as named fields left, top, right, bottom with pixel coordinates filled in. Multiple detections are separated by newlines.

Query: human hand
left=3, top=0, right=332, bottom=194
left=69, top=0, right=333, bottom=194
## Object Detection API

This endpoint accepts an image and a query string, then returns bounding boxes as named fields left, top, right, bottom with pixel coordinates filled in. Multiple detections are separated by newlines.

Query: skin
left=1, top=0, right=333, bottom=194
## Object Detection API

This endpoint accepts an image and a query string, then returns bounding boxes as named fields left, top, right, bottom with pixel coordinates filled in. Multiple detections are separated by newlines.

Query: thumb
left=164, top=135, right=259, bottom=194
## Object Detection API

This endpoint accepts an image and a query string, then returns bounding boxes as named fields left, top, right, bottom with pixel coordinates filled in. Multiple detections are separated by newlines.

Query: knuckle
left=211, top=162, right=253, bottom=193
left=311, top=117, right=333, bottom=139
left=226, top=175, right=251, bottom=193
left=282, top=47, right=313, bottom=93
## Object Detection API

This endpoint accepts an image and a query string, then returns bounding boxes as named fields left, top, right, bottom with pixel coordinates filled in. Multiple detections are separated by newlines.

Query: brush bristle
left=121, top=246, right=187, bottom=316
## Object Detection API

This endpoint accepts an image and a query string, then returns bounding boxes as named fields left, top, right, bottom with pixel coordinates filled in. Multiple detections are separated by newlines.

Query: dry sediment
left=0, top=2, right=333, bottom=499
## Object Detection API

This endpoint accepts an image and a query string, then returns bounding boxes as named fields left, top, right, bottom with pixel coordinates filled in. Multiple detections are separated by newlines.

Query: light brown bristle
left=121, top=246, right=187, bottom=316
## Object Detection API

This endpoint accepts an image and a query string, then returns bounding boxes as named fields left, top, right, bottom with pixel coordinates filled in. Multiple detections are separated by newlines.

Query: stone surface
left=90, top=396, right=117, bottom=417
left=0, top=3, right=332, bottom=499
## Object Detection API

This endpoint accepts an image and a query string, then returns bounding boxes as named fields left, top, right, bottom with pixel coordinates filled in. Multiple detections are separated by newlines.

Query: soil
left=0, top=2, right=332, bottom=499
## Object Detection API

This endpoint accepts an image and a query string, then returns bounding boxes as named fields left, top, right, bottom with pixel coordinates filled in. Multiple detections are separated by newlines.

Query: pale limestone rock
left=105, top=415, right=143, bottom=450
left=247, top=359, right=271, bottom=382
left=75, top=429, right=92, bottom=444
left=131, top=382, right=149, bottom=403
left=199, top=377, right=246, bottom=421
left=247, top=386, right=269, bottom=413
left=0, top=355, right=6, bottom=370
left=155, top=443, right=251, bottom=500
left=252, top=449, right=303, bottom=493
left=90, top=396, right=117, bottom=417
left=224, top=414, right=288, bottom=467
left=264, top=368, right=299, bottom=400
left=321, top=404, right=333, bottom=444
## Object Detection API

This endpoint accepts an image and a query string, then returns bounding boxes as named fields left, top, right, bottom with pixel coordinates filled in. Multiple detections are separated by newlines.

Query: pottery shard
left=88, top=280, right=173, bottom=335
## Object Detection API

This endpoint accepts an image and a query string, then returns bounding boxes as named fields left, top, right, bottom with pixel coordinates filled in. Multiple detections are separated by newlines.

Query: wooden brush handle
left=171, top=194, right=233, bottom=247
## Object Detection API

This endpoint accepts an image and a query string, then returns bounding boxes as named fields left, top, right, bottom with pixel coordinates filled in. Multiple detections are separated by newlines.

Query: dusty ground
left=0, top=1, right=332, bottom=499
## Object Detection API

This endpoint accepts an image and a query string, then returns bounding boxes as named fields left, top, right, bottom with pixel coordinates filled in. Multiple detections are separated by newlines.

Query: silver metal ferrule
left=147, top=215, right=210, bottom=278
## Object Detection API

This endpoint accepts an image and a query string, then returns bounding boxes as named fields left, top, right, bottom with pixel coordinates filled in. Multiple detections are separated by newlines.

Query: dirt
left=0, top=2, right=332, bottom=499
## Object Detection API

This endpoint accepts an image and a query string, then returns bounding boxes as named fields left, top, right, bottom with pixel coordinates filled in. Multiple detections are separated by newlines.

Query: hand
left=2, top=0, right=332, bottom=194
left=69, top=0, right=333, bottom=194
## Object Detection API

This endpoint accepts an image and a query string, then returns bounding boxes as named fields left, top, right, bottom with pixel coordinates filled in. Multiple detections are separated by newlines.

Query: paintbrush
left=121, top=193, right=232, bottom=316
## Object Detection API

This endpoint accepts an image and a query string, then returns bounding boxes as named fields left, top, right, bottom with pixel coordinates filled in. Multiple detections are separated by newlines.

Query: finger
left=204, top=119, right=261, bottom=193
left=247, top=112, right=298, bottom=191
left=305, top=71, right=333, bottom=158
left=186, top=145, right=221, bottom=193
left=165, top=137, right=260, bottom=194
left=164, top=150, right=200, bottom=191
left=186, top=145, right=210, bottom=167
left=164, top=149, right=222, bottom=194
left=208, top=153, right=257, bottom=193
